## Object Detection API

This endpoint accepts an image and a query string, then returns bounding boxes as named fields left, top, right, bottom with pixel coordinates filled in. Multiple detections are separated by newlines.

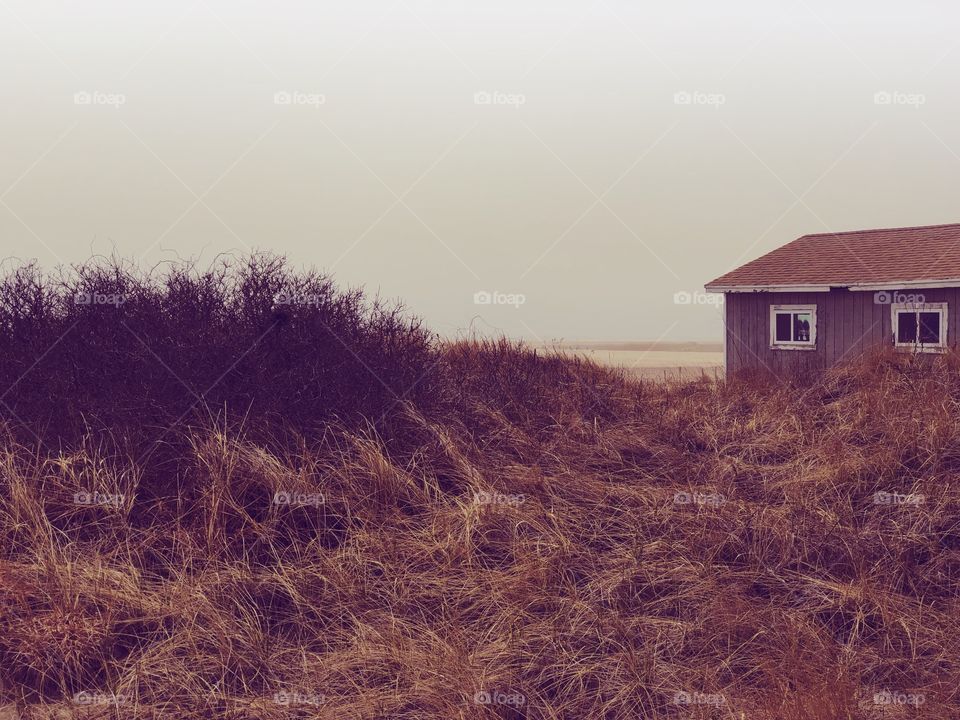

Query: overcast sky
left=2, top=1, right=958, bottom=341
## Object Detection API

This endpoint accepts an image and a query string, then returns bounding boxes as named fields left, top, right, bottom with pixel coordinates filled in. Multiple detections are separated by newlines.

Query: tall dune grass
left=0, top=259, right=958, bottom=718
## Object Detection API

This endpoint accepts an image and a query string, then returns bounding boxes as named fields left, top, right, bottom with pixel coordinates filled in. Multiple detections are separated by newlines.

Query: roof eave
left=705, top=278, right=960, bottom=293
left=703, top=284, right=832, bottom=293
left=848, top=278, right=960, bottom=291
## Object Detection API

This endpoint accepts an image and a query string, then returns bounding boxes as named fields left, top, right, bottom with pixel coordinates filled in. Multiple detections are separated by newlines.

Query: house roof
left=705, top=223, right=960, bottom=292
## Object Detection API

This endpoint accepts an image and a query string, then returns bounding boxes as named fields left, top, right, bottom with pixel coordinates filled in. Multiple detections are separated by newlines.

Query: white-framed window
left=891, top=302, right=947, bottom=352
left=769, top=304, right=816, bottom=350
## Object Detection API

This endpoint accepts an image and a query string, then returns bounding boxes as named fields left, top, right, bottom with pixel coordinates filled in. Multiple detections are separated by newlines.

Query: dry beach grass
left=0, top=259, right=958, bottom=718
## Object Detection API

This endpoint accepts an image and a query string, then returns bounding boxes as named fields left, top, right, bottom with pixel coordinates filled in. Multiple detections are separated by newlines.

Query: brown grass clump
left=0, top=263, right=958, bottom=718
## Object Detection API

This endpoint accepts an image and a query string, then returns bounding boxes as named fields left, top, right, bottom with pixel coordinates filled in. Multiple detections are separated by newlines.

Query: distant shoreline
left=526, top=340, right=724, bottom=381
left=531, top=340, right=723, bottom=353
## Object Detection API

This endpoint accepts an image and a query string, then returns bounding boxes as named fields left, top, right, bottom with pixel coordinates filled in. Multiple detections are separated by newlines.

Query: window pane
left=897, top=311, right=917, bottom=343
left=919, top=312, right=940, bottom=344
left=775, top=313, right=792, bottom=342
left=793, top=313, right=811, bottom=342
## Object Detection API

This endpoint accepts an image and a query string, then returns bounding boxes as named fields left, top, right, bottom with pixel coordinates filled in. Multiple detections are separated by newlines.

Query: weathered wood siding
left=724, top=288, right=960, bottom=376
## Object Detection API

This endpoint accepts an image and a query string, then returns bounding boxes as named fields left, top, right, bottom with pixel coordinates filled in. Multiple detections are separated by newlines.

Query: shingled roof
left=706, top=223, right=960, bottom=291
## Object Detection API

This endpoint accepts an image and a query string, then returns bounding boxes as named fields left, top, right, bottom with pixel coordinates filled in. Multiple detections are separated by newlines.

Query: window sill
left=893, top=345, right=947, bottom=354
left=770, top=344, right=816, bottom=351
